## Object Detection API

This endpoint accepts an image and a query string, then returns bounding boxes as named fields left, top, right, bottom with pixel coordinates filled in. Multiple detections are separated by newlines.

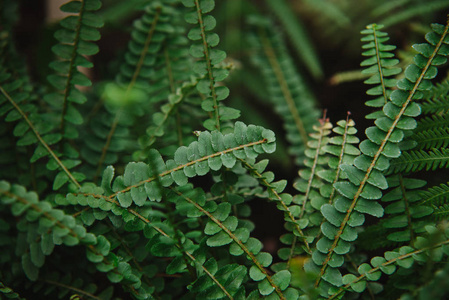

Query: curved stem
left=0, top=86, right=81, bottom=189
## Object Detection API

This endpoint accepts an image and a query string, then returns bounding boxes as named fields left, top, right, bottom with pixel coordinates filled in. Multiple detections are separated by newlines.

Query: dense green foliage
left=1, top=0, right=449, bottom=299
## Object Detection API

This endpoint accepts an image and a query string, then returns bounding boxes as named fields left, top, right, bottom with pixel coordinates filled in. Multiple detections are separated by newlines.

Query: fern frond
left=294, top=118, right=332, bottom=221
left=81, top=2, right=184, bottom=180
left=331, top=225, right=449, bottom=299
left=421, top=80, right=449, bottom=114
left=320, top=117, right=361, bottom=203
left=0, top=86, right=82, bottom=189
left=278, top=117, right=335, bottom=270
left=45, top=0, right=102, bottom=137
left=183, top=0, right=238, bottom=131
left=420, top=182, right=449, bottom=206
left=66, top=122, right=295, bottom=298
left=0, top=32, right=35, bottom=186
left=0, top=23, right=48, bottom=189
left=265, top=0, right=323, bottom=79
left=0, top=0, right=104, bottom=191
left=308, top=116, right=360, bottom=249
left=416, top=114, right=449, bottom=132
left=412, top=126, right=449, bottom=150
left=431, top=203, right=449, bottom=220
left=382, top=175, right=432, bottom=243
left=70, top=122, right=275, bottom=209
left=360, top=24, right=401, bottom=108
left=312, top=20, right=449, bottom=295
left=389, top=148, right=449, bottom=173
left=171, top=184, right=294, bottom=299
left=248, top=17, right=320, bottom=166
left=64, top=179, right=244, bottom=298
left=116, top=2, right=191, bottom=95
left=370, top=0, right=409, bottom=18
left=0, top=181, right=149, bottom=298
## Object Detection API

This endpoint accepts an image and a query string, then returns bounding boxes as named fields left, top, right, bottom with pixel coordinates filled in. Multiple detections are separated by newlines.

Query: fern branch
left=314, top=19, right=449, bottom=290
left=373, top=25, right=390, bottom=104
left=326, top=114, right=359, bottom=203
left=0, top=182, right=146, bottom=297
left=259, top=29, right=309, bottom=147
left=111, top=136, right=272, bottom=199
left=380, top=176, right=430, bottom=244
left=248, top=17, right=320, bottom=166
left=172, top=187, right=272, bottom=299
left=265, top=0, right=323, bottom=79
left=128, top=6, right=162, bottom=93
left=95, top=4, right=164, bottom=179
left=300, top=116, right=331, bottom=219
left=194, top=0, right=220, bottom=130
left=46, top=0, right=102, bottom=137
left=65, top=183, right=234, bottom=299
left=389, top=148, right=449, bottom=173
left=312, top=116, right=360, bottom=244
left=431, top=204, right=449, bottom=220
left=0, top=86, right=81, bottom=188
left=329, top=236, right=449, bottom=299
left=128, top=200, right=233, bottom=299
left=420, top=182, right=449, bottom=206
left=126, top=142, right=262, bottom=197
left=380, top=0, right=449, bottom=28
left=58, top=0, right=88, bottom=135
left=417, top=115, right=449, bottom=132
left=361, top=24, right=401, bottom=108
left=413, top=127, right=449, bottom=150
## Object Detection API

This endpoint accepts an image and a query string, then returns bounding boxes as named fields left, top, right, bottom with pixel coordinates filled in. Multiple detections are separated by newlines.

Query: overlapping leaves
left=90, top=122, right=275, bottom=207
left=81, top=1, right=184, bottom=179
left=311, top=20, right=449, bottom=296
left=331, top=225, right=449, bottom=299
left=0, top=181, right=147, bottom=298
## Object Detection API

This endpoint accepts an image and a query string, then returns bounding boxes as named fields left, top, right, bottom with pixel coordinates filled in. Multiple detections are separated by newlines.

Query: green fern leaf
left=421, top=182, right=449, bottom=206
left=360, top=24, right=401, bottom=108
left=265, top=0, right=323, bottom=79
left=381, top=175, right=431, bottom=243
left=313, top=20, right=449, bottom=295
left=183, top=0, right=234, bottom=131
left=331, top=225, right=449, bottom=299
left=247, top=17, right=321, bottom=167
left=421, top=81, right=449, bottom=114
left=389, top=148, right=449, bottom=173
left=45, top=0, right=102, bottom=135
left=0, top=181, right=147, bottom=297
